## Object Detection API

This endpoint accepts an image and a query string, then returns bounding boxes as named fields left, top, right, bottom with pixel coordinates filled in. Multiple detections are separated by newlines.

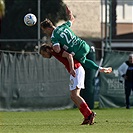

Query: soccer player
left=40, top=44, right=95, bottom=125
left=40, top=44, right=111, bottom=125
left=118, top=53, right=133, bottom=109
left=40, top=6, right=112, bottom=73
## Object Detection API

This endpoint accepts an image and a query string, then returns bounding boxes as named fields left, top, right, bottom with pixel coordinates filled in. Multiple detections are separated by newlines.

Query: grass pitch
left=0, top=108, right=132, bottom=133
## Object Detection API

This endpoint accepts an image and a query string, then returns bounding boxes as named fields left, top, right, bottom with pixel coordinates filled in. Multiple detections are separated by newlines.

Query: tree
left=0, top=0, right=5, bottom=32
left=112, top=0, right=117, bottom=38
left=0, top=0, right=5, bottom=50
left=0, top=0, right=67, bottom=51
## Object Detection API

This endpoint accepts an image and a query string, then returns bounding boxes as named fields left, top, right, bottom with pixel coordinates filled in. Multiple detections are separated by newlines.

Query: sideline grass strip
left=0, top=108, right=132, bottom=133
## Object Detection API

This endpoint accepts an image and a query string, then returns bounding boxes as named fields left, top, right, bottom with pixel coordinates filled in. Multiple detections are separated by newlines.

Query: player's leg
left=73, top=43, right=99, bottom=70
left=81, top=57, right=99, bottom=70
left=77, top=56, right=112, bottom=73
left=125, top=84, right=131, bottom=109
left=69, top=66, right=96, bottom=125
left=70, top=87, right=85, bottom=107
left=69, top=65, right=85, bottom=108
left=70, top=87, right=92, bottom=118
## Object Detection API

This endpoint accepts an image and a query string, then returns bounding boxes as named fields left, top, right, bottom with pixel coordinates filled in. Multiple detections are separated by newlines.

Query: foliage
left=0, top=0, right=67, bottom=51
left=112, top=0, right=117, bottom=38
left=0, top=0, right=5, bottom=17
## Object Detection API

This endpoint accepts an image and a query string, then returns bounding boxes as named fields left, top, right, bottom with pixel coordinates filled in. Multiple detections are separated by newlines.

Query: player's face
left=129, top=56, right=133, bottom=64
left=40, top=50, right=52, bottom=58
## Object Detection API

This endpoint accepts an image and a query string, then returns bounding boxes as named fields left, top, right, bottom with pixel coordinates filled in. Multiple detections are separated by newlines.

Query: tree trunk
left=112, top=0, right=117, bottom=38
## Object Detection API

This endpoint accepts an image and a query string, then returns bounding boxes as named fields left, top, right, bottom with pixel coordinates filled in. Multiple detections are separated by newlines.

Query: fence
left=0, top=51, right=73, bottom=111
left=99, top=50, right=133, bottom=108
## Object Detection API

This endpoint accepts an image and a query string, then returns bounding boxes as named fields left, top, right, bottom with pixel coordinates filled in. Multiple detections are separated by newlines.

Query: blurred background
left=0, top=0, right=133, bottom=111
left=0, top=0, right=133, bottom=55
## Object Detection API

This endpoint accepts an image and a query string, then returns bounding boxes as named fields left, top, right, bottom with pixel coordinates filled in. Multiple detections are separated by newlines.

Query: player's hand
left=66, top=5, right=71, bottom=15
left=66, top=5, right=75, bottom=23
left=70, top=69, right=76, bottom=77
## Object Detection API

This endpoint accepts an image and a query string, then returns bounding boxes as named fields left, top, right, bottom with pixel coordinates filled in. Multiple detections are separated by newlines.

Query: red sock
left=79, top=102, right=92, bottom=119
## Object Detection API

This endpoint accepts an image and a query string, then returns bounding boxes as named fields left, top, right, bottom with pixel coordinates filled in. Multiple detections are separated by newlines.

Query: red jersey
left=51, top=49, right=81, bottom=73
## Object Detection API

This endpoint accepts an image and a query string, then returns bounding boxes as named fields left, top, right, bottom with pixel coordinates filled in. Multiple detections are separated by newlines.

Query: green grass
left=0, top=108, right=133, bottom=133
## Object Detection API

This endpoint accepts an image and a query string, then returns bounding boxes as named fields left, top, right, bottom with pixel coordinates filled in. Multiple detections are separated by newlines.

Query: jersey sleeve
left=62, top=21, right=72, bottom=27
left=51, top=31, right=60, bottom=46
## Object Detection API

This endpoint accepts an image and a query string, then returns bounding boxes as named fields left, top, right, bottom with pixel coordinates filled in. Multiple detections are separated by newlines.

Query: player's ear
left=47, top=27, right=52, bottom=30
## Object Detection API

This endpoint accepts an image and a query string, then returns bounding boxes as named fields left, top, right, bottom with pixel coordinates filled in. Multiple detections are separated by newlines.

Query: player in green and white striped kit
left=41, top=6, right=112, bottom=74
left=50, top=20, right=98, bottom=70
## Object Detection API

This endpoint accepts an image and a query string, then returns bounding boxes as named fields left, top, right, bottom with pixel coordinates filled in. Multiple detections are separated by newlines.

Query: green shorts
left=74, top=43, right=90, bottom=63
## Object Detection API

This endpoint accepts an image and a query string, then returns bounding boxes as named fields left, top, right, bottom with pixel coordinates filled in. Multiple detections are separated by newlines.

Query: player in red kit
left=40, top=44, right=96, bottom=125
left=40, top=44, right=111, bottom=125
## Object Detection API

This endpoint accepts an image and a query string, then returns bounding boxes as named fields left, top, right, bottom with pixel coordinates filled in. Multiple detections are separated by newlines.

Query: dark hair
left=40, top=18, right=54, bottom=29
left=39, top=44, right=52, bottom=54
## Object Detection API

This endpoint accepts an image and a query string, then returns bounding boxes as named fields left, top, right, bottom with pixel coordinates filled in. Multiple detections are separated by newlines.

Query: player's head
left=129, top=53, right=133, bottom=64
left=40, top=18, right=54, bottom=36
left=39, top=44, right=52, bottom=58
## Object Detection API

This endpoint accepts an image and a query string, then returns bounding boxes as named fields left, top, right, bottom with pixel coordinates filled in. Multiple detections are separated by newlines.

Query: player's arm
left=62, top=50, right=76, bottom=77
left=66, top=6, right=75, bottom=24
